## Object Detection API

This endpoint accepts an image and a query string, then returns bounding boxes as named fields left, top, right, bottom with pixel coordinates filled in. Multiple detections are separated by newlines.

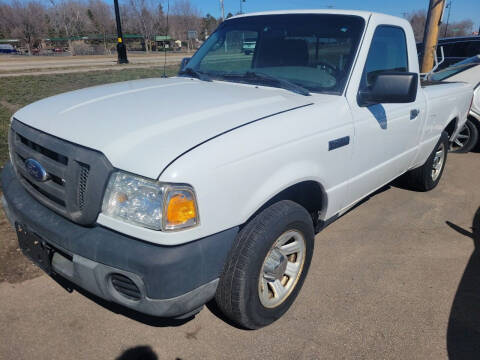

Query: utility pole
left=444, top=0, right=452, bottom=37
left=114, top=0, right=128, bottom=64
left=220, top=0, right=225, bottom=21
left=421, top=0, right=446, bottom=73
left=240, top=0, right=245, bottom=14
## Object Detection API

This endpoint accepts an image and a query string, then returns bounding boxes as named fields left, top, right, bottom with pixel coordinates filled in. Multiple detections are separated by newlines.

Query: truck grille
left=9, top=119, right=113, bottom=225
left=77, top=163, right=90, bottom=210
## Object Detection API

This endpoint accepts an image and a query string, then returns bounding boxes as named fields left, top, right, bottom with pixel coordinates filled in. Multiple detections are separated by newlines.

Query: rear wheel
left=215, top=200, right=314, bottom=329
left=402, top=131, right=449, bottom=191
left=450, top=118, right=479, bottom=153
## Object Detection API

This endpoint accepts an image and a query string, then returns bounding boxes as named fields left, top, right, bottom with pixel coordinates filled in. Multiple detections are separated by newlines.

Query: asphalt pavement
left=1, top=152, right=479, bottom=360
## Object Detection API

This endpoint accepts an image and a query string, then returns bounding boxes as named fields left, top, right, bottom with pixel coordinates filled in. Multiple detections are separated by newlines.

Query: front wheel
left=215, top=200, right=314, bottom=329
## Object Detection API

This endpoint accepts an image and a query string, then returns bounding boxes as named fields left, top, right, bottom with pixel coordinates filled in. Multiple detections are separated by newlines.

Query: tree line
left=0, top=0, right=223, bottom=54
left=404, top=10, right=474, bottom=42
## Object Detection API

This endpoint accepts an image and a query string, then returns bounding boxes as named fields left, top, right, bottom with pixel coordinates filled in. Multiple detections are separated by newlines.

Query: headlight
left=101, top=171, right=199, bottom=231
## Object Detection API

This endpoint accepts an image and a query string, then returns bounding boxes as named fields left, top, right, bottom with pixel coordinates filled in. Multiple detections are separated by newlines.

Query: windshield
left=184, top=14, right=365, bottom=95
left=430, top=55, right=480, bottom=81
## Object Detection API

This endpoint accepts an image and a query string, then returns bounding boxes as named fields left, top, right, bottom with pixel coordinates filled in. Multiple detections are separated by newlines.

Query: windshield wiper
left=178, top=68, right=211, bottom=82
left=221, top=71, right=310, bottom=96
left=246, top=72, right=311, bottom=96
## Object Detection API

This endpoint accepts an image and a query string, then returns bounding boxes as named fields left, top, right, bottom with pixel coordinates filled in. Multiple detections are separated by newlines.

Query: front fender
left=241, top=160, right=328, bottom=222
left=160, top=98, right=354, bottom=244
left=98, top=96, right=353, bottom=246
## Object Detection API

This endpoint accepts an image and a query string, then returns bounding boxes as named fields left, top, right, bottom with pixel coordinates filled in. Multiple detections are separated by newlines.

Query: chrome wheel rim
left=431, top=142, right=445, bottom=181
left=451, top=124, right=470, bottom=151
left=258, top=230, right=306, bottom=308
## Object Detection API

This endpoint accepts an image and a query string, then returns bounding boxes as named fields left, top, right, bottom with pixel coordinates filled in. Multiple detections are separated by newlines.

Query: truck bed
left=421, top=80, right=472, bottom=142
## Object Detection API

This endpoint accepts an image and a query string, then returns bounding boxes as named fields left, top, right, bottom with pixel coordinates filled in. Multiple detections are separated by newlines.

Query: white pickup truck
left=1, top=10, right=474, bottom=329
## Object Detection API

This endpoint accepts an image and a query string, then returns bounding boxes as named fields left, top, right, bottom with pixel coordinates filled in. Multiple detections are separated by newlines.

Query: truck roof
left=230, top=9, right=404, bottom=23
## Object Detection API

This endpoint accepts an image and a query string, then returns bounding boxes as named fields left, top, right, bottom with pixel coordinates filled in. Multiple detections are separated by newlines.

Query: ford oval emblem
left=25, top=159, right=49, bottom=182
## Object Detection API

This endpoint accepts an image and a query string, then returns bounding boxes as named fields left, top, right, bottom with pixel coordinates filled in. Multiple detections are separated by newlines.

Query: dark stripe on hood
left=159, top=102, right=314, bottom=178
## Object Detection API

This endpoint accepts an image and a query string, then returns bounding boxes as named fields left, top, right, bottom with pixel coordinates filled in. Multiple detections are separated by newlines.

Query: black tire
left=450, top=118, right=479, bottom=153
left=215, top=200, right=314, bottom=329
left=402, top=131, right=449, bottom=191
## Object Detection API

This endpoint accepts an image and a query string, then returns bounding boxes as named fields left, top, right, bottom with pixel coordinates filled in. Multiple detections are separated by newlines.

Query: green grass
left=0, top=66, right=179, bottom=165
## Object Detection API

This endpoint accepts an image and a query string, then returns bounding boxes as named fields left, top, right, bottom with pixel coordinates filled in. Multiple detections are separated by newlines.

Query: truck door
left=345, top=24, right=424, bottom=206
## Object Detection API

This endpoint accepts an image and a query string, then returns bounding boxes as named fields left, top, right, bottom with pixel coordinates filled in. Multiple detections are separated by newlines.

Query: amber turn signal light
left=165, top=189, right=198, bottom=229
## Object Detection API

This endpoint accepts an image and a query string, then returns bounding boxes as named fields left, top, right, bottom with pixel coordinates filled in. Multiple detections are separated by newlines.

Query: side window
left=361, top=26, right=408, bottom=89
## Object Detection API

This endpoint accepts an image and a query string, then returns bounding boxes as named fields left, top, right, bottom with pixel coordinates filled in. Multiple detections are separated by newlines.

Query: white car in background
left=430, top=56, right=480, bottom=152
left=242, top=37, right=257, bottom=54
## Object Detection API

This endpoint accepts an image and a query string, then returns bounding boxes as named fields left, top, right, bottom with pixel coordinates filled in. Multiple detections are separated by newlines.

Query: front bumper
left=1, top=162, right=238, bottom=318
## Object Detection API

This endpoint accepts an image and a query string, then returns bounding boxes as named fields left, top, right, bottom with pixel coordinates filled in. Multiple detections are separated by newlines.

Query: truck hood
left=14, top=77, right=313, bottom=179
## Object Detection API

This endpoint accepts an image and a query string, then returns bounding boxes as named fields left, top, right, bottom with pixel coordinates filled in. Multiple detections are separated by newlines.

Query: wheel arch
left=444, top=118, right=458, bottom=140
left=242, top=180, right=328, bottom=233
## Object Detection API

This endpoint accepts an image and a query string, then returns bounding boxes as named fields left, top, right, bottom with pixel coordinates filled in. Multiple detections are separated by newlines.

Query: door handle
left=410, top=109, right=420, bottom=120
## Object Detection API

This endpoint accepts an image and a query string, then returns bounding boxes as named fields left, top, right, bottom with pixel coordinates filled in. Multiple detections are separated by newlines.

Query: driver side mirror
left=358, top=72, right=418, bottom=107
left=180, top=57, right=191, bottom=71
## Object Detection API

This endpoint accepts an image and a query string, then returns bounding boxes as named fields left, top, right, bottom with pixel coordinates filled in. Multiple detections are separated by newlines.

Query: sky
left=198, top=0, right=480, bottom=31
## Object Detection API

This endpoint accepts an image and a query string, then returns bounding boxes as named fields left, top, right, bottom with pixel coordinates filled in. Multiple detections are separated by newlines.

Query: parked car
left=418, top=36, right=480, bottom=70
left=429, top=55, right=480, bottom=152
left=242, top=37, right=257, bottom=54
left=0, top=44, right=17, bottom=54
left=1, top=10, right=474, bottom=329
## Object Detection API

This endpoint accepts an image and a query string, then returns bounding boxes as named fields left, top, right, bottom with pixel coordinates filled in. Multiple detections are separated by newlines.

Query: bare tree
left=0, top=0, right=222, bottom=55
left=404, top=10, right=427, bottom=42
left=48, top=0, right=90, bottom=55
left=87, top=0, right=115, bottom=54
left=9, top=0, right=47, bottom=54
left=0, top=3, right=13, bottom=39
left=201, top=13, right=220, bottom=40
left=170, top=0, right=201, bottom=51
left=124, top=0, right=164, bottom=52
left=405, top=10, right=475, bottom=42
left=440, top=19, right=474, bottom=38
